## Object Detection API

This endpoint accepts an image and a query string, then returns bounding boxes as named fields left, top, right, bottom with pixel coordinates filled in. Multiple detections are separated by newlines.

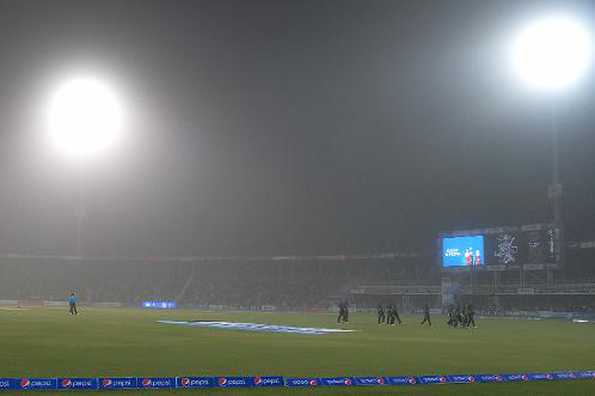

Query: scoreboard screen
left=440, top=224, right=559, bottom=270
left=442, top=235, right=484, bottom=268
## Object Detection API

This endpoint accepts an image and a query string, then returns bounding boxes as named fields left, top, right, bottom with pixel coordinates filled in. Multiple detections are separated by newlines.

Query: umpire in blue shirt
left=68, top=292, right=79, bottom=315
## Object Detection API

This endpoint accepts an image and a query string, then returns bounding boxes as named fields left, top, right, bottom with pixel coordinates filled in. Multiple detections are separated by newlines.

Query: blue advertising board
left=502, top=373, right=529, bottom=382
left=352, top=376, right=387, bottom=386
left=0, top=379, right=15, bottom=391
left=0, top=369, right=593, bottom=392
left=446, top=375, right=476, bottom=384
left=99, top=377, right=137, bottom=389
left=142, top=301, right=176, bottom=309
left=57, top=378, right=98, bottom=390
left=318, top=377, right=353, bottom=386
left=216, top=377, right=254, bottom=388
left=418, top=375, right=448, bottom=384
left=285, top=378, right=319, bottom=387
left=16, top=378, right=57, bottom=391
left=176, top=377, right=216, bottom=388
left=137, top=377, right=176, bottom=389
left=253, top=376, right=284, bottom=387
left=385, top=376, right=418, bottom=385
left=475, top=374, right=504, bottom=383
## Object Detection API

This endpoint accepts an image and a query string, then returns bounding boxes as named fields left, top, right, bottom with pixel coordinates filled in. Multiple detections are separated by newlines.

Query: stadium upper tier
left=352, top=282, right=595, bottom=296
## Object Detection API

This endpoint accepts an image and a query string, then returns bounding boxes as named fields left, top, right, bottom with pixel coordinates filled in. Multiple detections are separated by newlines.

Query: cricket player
left=377, top=304, right=385, bottom=324
left=420, top=304, right=431, bottom=326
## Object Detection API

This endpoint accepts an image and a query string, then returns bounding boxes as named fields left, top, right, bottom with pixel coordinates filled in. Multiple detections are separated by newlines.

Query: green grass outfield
left=0, top=307, right=594, bottom=395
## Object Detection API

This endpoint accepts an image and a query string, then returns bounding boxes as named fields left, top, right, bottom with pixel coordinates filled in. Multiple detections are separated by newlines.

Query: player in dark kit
left=462, top=304, right=470, bottom=327
left=377, top=304, right=385, bottom=324
left=447, top=305, right=457, bottom=327
left=420, top=304, right=431, bottom=326
left=387, top=305, right=394, bottom=325
left=337, top=301, right=349, bottom=323
left=68, top=292, right=78, bottom=315
left=337, top=301, right=344, bottom=323
left=459, top=305, right=467, bottom=328
left=458, top=305, right=466, bottom=327
left=466, top=304, right=476, bottom=328
left=390, top=304, right=402, bottom=325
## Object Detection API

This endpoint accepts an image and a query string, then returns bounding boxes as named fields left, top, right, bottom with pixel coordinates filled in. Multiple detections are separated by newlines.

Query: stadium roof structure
left=0, top=251, right=421, bottom=263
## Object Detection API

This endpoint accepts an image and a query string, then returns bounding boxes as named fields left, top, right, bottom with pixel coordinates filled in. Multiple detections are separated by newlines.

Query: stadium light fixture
left=45, top=74, right=127, bottom=257
left=46, top=76, right=125, bottom=157
left=510, top=15, right=592, bottom=92
left=509, top=13, right=592, bottom=269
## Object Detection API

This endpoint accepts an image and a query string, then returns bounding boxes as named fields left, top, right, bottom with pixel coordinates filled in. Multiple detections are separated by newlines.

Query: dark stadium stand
left=0, top=241, right=593, bottom=313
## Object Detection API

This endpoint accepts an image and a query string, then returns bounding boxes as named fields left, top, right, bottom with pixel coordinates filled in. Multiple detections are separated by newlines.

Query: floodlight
left=511, top=15, right=592, bottom=91
left=47, top=76, right=124, bottom=157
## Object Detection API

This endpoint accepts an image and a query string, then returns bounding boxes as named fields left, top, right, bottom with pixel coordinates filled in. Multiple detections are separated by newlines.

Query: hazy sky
left=0, top=0, right=594, bottom=257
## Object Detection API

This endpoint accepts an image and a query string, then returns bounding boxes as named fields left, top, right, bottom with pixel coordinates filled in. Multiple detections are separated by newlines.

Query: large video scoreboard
left=439, top=224, right=559, bottom=270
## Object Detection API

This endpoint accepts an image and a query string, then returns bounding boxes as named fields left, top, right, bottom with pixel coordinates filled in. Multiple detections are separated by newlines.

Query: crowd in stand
left=0, top=258, right=342, bottom=309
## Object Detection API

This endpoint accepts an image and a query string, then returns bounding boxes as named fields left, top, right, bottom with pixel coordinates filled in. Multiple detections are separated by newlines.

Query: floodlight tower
left=510, top=14, right=592, bottom=271
left=46, top=76, right=125, bottom=256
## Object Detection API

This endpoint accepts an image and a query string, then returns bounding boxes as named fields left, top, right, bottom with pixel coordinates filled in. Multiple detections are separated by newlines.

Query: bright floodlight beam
left=511, top=15, right=592, bottom=91
left=47, top=76, right=124, bottom=157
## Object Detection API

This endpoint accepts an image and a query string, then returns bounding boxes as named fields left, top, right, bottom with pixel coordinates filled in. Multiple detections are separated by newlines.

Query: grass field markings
left=156, top=320, right=358, bottom=335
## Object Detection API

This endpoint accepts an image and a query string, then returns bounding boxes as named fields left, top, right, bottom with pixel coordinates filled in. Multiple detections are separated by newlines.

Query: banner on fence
left=0, top=370, right=593, bottom=391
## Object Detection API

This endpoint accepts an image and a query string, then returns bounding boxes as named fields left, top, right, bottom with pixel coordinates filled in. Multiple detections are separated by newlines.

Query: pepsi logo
left=521, top=374, right=528, bottom=381
left=62, top=379, right=72, bottom=387
left=308, top=379, right=318, bottom=386
left=344, top=378, right=352, bottom=386
left=377, top=377, right=385, bottom=385
left=408, top=377, right=417, bottom=384
left=20, top=378, right=31, bottom=388
left=254, top=377, right=262, bottom=385
left=546, top=374, right=553, bottom=380
left=496, top=375, right=503, bottom=382
left=180, top=377, right=190, bottom=387
left=439, top=376, right=447, bottom=383
left=101, top=379, right=112, bottom=387
left=218, top=377, right=227, bottom=386
left=142, top=378, right=151, bottom=387
left=468, top=376, right=475, bottom=383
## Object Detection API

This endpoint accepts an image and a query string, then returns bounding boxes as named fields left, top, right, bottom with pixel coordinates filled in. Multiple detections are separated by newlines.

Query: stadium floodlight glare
left=47, top=76, right=124, bottom=157
left=511, top=15, right=592, bottom=92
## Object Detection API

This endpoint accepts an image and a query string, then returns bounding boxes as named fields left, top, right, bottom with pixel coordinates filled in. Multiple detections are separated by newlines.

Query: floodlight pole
left=551, top=104, right=560, bottom=195
left=549, top=103, right=564, bottom=274
left=75, top=169, right=86, bottom=259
